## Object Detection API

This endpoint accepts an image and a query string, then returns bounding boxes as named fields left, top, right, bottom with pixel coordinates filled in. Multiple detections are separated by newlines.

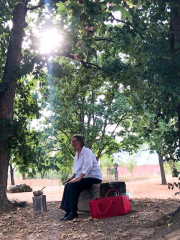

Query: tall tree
left=45, top=58, right=136, bottom=161
left=170, top=0, right=180, bottom=155
left=0, top=0, right=29, bottom=204
left=0, top=0, right=134, bottom=206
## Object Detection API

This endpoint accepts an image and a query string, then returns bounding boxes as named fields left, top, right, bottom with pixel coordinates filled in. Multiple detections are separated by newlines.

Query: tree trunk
left=10, top=165, right=15, bottom=186
left=41, top=171, right=46, bottom=179
left=22, top=173, right=26, bottom=180
left=158, top=153, right=167, bottom=185
left=0, top=2, right=28, bottom=205
left=0, top=139, right=10, bottom=203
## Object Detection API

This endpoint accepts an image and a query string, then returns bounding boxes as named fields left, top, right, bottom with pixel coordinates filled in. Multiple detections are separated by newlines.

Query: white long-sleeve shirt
left=73, top=146, right=102, bottom=180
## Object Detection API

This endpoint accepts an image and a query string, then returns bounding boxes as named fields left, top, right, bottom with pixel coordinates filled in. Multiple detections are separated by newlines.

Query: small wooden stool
left=33, top=195, right=47, bottom=213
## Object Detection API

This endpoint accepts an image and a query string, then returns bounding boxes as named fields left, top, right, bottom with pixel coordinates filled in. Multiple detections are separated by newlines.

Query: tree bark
left=0, top=1, right=28, bottom=205
left=22, top=173, right=26, bottom=180
left=10, top=165, right=15, bottom=186
left=0, top=140, right=10, bottom=203
left=158, top=153, right=167, bottom=185
left=41, top=171, right=46, bottom=179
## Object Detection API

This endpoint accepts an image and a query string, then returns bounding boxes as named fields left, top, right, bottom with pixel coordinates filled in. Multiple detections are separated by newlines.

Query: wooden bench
left=78, top=182, right=126, bottom=212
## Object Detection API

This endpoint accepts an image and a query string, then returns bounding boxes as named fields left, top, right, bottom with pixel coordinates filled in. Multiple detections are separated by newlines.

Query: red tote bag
left=89, top=189, right=131, bottom=219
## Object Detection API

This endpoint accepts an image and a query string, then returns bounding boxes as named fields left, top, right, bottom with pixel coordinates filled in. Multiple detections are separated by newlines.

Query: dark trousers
left=60, top=178, right=102, bottom=212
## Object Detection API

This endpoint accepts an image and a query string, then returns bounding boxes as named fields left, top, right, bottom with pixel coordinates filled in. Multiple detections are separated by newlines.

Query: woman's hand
left=65, top=173, right=76, bottom=184
left=64, top=178, right=71, bottom=184
left=71, top=177, right=81, bottom=183
left=70, top=173, right=85, bottom=183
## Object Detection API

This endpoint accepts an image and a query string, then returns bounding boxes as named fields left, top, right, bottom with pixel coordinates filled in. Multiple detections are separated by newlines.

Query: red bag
left=89, top=189, right=131, bottom=219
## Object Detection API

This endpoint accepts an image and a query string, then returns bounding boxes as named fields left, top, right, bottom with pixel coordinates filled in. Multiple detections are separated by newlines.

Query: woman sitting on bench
left=60, top=134, right=102, bottom=221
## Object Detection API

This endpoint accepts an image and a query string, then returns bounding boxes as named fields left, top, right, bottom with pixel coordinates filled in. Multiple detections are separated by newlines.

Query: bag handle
left=105, top=189, right=120, bottom=197
left=96, top=200, right=114, bottom=215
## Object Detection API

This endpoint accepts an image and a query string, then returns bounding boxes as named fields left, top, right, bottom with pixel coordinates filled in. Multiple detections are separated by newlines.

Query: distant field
left=7, top=175, right=180, bottom=203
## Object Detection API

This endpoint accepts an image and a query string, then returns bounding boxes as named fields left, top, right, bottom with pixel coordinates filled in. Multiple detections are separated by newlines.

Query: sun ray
left=39, top=28, right=62, bottom=54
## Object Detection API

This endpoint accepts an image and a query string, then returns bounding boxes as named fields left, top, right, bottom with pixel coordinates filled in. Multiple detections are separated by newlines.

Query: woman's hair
left=72, top=134, right=85, bottom=147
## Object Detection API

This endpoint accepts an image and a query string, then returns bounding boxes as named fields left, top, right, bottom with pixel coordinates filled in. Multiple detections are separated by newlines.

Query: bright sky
left=39, top=28, right=63, bottom=54
left=113, top=144, right=159, bottom=166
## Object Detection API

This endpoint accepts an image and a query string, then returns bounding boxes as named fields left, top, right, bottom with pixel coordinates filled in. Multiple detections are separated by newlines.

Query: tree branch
left=40, top=51, right=101, bottom=69
left=108, top=13, right=145, bottom=40
left=27, top=2, right=44, bottom=11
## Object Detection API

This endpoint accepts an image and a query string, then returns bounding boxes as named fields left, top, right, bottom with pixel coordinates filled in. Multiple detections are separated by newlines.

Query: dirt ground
left=0, top=176, right=180, bottom=240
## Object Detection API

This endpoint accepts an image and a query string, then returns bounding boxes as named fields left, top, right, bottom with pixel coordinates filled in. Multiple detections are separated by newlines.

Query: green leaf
left=56, top=3, right=67, bottom=16
left=109, top=6, right=132, bottom=23
left=67, top=2, right=77, bottom=10
left=109, top=6, right=124, bottom=12
left=121, top=8, right=132, bottom=23
left=95, top=13, right=107, bottom=23
left=70, top=16, right=80, bottom=32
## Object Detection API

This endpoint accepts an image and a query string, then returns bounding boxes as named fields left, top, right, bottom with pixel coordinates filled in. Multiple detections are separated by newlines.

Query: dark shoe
left=60, top=212, right=70, bottom=220
left=64, top=211, right=78, bottom=221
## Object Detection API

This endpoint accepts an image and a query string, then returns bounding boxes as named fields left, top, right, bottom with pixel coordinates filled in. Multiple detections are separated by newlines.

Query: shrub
left=168, top=171, right=180, bottom=195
